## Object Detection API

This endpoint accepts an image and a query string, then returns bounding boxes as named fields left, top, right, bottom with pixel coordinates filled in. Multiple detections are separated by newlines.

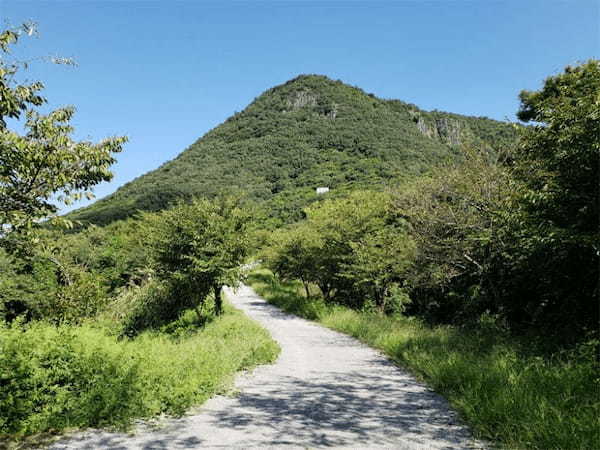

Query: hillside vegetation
left=69, top=75, right=518, bottom=226
left=0, top=25, right=597, bottom=449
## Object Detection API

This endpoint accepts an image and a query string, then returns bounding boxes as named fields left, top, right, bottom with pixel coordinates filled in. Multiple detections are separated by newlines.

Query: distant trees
left=68, top=73, right=518, bottom=227
left=266, top=224, right=322, bottom=299
left=265, top=191, right=415, bottom=312
left=0, top=24, right=127, bottom=239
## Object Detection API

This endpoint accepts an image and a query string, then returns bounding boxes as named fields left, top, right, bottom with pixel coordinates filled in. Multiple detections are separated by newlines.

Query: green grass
left=0, top=302, right=280, bottom=443
left=247, top=268, right=599, bottom=450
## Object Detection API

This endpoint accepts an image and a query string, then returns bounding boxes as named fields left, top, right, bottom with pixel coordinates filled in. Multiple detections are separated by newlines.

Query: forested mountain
left=2, top=18, right=597, bottom=448
left=71, top=75, right=517, bottom=225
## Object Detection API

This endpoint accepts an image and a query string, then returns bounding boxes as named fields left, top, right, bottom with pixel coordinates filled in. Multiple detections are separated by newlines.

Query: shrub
left=117, top=280, right=192, bottom=337
left=0, top=249, right=109, bottom=324
left=0, top=306, right=279, bottom=439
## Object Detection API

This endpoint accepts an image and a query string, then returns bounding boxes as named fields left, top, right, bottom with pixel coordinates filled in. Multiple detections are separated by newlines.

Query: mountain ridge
left=70, top=74, right=518, bottom=226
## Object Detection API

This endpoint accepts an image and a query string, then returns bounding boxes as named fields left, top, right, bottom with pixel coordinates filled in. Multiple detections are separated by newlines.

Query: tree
left=499, top=60, right=600, bottom=341
left=392, top=150, right=513, bottom=321
left=516, top=60, right=599, bottom=234
left=148, top=197, right=252, bottom=317
left=0, top=24, right=127, bottom=238
left=305, top=191, right=406, bottom=305
left=266, top=190, right=416, bottom=311
left=391, top=62, right=599, bottom=344
left=347, top=226, right=415, bottom=313
left=265, top=223, right=322, bottom=298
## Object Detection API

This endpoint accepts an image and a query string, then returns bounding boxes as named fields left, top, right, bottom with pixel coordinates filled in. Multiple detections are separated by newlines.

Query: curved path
left=52, top=284, right=483, bottom=449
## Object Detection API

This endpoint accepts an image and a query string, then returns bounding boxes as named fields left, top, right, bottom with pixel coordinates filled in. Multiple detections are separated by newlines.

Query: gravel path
left=51, top=284, right=483, bottom=449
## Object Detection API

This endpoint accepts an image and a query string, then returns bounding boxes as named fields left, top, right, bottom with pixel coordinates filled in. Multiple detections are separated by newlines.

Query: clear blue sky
left=2, top=0, right=598, bottom=212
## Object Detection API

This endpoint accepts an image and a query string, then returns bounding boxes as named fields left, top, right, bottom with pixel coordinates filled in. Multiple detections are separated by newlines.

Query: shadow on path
left=50, top=285, right=483, bottom=450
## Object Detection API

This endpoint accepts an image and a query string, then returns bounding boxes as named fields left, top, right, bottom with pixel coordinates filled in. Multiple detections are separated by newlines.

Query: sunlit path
left=51, top=284, right=483, bottom=449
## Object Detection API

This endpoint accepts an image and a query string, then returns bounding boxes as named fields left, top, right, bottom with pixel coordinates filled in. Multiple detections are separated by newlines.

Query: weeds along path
left=52, top=284, right=484, bottom=449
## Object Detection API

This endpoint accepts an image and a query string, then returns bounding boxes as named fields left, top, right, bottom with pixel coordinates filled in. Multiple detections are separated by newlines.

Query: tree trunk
left=214, top=284, right=223, bottom=316
left=301, top=278, right=310, bottom=298
left=376, top=287, right=387, bottom=314
left=47, top=256, right=72, bottom=286
left=194, top=304, right=203, bottom=323
left=318, top=282, right=330, bottom=301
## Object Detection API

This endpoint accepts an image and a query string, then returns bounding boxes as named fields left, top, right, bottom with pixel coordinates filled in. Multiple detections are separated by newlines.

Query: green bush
left=264, top=191, right=415, bottom=310
left=0, top=321, right=142, bottom=436
left=0, top=249, right=110, bottom=324
left=0, top=305, right=279, bottom=439
left=118, top=280, right=198, bottom=337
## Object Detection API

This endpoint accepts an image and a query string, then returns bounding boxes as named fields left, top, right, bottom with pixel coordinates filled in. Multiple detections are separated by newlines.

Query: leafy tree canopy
left=516, top=59, right=599, bottom=235
left=0, top=24, right=127, bottom=239
left=145, top=197, right=252, bottom=317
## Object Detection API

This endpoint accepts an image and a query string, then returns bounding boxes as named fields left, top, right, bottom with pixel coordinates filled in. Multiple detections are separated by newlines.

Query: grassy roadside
left=0, top=301, right=280, bottom=445
left=247, top=268, right=599, bottom=450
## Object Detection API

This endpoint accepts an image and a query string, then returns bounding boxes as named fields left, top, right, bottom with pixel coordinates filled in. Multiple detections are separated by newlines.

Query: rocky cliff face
left=285, top=89, right=337, bottom=119
left=411, top=112, right=463, bottom=146
left=433, top=117, right=462, bottom=146
left=286, top=90, right=317, bottom=109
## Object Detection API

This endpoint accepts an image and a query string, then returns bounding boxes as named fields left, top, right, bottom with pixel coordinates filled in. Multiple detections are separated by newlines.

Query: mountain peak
left=69, top=78, right=518, bottom=226
left=274, top=74, right=368, bottom=97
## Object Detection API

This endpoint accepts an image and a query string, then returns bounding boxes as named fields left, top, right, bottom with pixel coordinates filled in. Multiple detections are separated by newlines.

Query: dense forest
left=0, top=23, right=598, bottom=449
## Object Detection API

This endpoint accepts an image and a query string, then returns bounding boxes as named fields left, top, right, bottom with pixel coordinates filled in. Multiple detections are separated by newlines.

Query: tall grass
left=0, top=303, right=279, bottom=441
left=248, top=269, right=599, bottom=450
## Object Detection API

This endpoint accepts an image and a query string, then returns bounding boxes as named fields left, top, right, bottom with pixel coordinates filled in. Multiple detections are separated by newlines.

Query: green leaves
left=119, top=197, right=253, bottom=332
left=266, top=190, right=415, bottom=310
left=0, top=24, right=45, bottom=128
left=148, top=197, right=251, bottom=287
left=348, top=225, right=415, bottom=312
left=0, top=24, right=127, bottom=238
left=516, top=60, right=599, bottom=234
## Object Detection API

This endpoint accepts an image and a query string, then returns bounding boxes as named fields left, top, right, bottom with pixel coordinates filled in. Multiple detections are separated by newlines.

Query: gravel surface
left=51, top=284, right=484, bottom=449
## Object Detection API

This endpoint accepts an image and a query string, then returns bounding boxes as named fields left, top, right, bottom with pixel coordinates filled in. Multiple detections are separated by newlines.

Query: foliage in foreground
left=0, top=23, right=126, bottom=238
left=248, top=269, right=599, bottom=450
left=0, top=304, right=279, bottom=439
